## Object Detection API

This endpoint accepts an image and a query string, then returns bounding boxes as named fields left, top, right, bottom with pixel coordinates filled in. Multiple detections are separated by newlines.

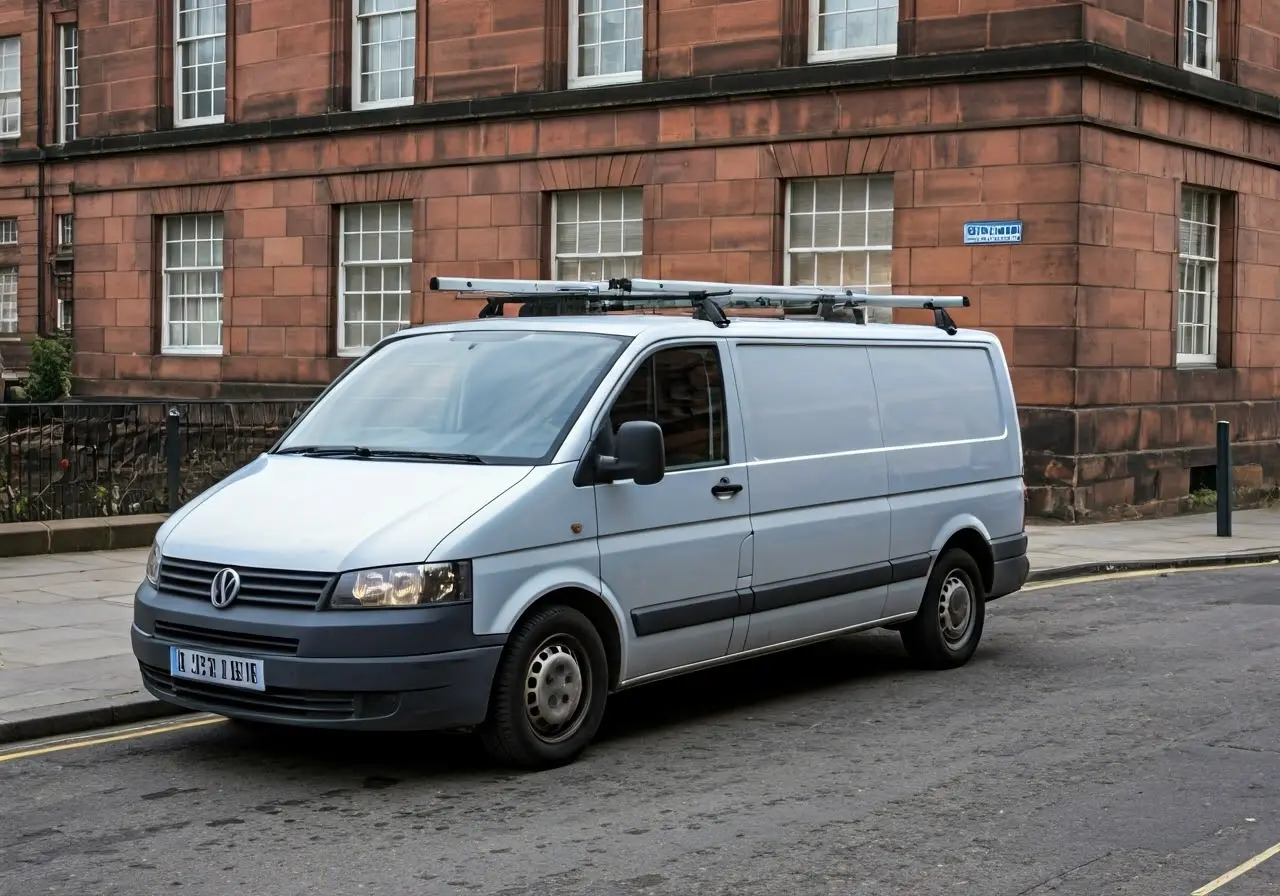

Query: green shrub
left=24, top=333, right=73, bottom=402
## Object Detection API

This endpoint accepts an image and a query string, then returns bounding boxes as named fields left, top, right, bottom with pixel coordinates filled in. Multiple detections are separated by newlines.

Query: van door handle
left=711, top=479, right=744, bottom=499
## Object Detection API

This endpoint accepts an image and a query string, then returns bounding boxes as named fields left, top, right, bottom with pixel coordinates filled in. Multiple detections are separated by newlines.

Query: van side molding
left=630, top=552, right=938, bottom=638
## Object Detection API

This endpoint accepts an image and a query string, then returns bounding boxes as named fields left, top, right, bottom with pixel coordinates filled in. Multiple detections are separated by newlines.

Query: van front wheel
left=478, top=604, right=609, bottom=770
left=900, top=548, right=985, bottom=670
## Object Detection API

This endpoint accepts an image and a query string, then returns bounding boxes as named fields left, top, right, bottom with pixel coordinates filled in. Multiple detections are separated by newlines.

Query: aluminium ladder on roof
left=427, top=275, right=971, bottom=334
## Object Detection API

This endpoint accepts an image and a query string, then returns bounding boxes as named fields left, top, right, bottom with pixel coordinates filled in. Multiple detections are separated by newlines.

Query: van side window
left=609, top=345, right=728, bottom=468
left=867, top=345, right=1005, bottom=447
left=732, top=343, right=882, bottom=460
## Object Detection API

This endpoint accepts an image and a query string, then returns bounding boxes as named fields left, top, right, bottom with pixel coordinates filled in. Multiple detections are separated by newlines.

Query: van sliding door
left=728, top=341, right=893, bottom=652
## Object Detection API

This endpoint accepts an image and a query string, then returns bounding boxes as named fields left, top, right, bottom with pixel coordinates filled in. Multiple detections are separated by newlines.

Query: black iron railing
left=0, top=400, right=313, bottom=522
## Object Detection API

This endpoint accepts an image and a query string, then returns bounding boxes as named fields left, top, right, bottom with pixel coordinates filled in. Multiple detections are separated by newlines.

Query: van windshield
left=275, top=329, right=628, bottom=464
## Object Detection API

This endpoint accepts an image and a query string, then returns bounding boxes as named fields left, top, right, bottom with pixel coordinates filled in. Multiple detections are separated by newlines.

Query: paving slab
left=1026, top=507, right=1280, bottom=578
left=0, top=507, right=1277, bottom=744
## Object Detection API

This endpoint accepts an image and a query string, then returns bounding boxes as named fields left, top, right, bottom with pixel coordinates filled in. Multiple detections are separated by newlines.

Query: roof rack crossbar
left=429, top=275, right=971, bottom=334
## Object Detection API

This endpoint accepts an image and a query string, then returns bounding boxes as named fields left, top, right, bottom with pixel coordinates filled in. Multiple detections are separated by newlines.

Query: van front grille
left=158, top=557, right=332, bottom=609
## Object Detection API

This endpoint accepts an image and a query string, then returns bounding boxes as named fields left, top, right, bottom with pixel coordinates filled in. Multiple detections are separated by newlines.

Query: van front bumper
left=131, top=583, right=505, bottom=732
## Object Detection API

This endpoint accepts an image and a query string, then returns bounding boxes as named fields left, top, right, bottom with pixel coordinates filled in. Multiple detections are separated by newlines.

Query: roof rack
left=428, top=275, right=971, bottom=335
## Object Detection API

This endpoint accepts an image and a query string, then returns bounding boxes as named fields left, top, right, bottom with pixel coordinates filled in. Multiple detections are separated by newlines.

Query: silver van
left=131, top=276, right=1029, bottom=769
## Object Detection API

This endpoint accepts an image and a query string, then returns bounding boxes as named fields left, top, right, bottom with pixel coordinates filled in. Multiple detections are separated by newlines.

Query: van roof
left=394, top=314, right=1002, bottom=346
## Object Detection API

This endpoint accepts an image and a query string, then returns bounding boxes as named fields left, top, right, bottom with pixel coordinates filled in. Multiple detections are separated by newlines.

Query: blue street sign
left=963, top=220, right=1023, bottom=245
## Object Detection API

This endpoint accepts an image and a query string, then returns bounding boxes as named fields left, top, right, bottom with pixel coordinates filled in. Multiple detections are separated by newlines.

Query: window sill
left=336, top=346, right=371, bottom=358
left=568, top=71, right=643, bottom=90
left=161, top=346, right=224, bottom=357
left=1181, top=63, right=1219, bottom=80
left=1174, top=357, right=1219, bottom=370
left=174, top=115, right=225, bottom=129
left=352, top=96, right=414, bottom=112
left=808, top=45, right=897, bottom=65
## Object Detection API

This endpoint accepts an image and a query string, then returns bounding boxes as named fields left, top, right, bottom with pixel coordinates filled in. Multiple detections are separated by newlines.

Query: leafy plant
left=1188, top=487, right=1217, bottom=508
left=24, top=333, right=73, bottom=402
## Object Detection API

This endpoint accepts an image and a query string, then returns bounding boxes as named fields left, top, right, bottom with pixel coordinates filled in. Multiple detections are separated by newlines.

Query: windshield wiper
left=275, top=446, right=484, bottom=464
left=366, top=450, right=485, bottom=464
left=276, top=445, right=372, bottom=457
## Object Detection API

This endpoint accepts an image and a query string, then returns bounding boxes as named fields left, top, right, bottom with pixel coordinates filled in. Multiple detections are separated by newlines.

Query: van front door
left=594, top=342, right=753, bottom=682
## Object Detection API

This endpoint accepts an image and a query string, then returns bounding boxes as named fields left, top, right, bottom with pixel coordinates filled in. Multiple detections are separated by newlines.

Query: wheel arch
left=509, top=587, right=625, bottom=691
left=932, top=525, right=995, bottom=596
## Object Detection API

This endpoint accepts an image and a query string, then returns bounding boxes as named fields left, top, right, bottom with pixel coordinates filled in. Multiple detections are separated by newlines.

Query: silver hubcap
left=938, top=573, right=973, bottom=646
left=524, top=639, right=588, bottom=744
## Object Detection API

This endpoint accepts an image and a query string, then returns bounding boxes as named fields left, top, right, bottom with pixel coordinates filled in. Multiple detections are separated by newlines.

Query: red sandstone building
left=0, top=0, right=1278, bottom=518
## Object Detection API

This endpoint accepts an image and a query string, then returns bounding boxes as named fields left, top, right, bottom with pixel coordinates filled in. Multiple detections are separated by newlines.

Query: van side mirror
left=596, top=421, right=665, bottom=485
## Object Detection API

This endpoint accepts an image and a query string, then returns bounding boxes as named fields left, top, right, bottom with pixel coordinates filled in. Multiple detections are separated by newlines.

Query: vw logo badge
left=210, top=568, right=242, bottom=609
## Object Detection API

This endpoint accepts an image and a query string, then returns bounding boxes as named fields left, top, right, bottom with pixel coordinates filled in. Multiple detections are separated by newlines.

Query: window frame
left=807, top=0, right=899, bottom=65
left=0, top=35, right=20, bottom=139
left=1181, top=0, right=1220, bottom=78
left=57, top=294, right=72, bottom=332
left=58, top=24, right=79, bottom=143
left=173, top=0, right=227, bottom=128
left=55, top=214, right=73, bottom=332
left=0, top=218, right=16, bottom=245
left=1175, top=186, right=1222, bottom=368
left=601, top=341, right=730, bottom=473
left=782, top=174, right=895, bottom=320
left=0, top=265, right=18, bottom=336
left=567, top=0, right=644, bottom=90
left=336, top=200, right=415, bottom=358
left=551, top=188, right=644, bottom=282
left=351, top=0, right=417, bottom=111
left=161, top=212, right=225, bottom=356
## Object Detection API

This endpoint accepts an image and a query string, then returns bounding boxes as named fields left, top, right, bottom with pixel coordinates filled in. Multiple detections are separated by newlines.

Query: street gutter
left=0, top=695, right=189, bottom=747
left=1025, top=550, right=1280, bottom=583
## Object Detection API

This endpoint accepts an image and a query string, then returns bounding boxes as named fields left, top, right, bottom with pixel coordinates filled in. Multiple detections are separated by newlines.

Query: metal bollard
left=1215, top=420, right=1231, bottom=537
left=166, top=407, right=181, bottom=513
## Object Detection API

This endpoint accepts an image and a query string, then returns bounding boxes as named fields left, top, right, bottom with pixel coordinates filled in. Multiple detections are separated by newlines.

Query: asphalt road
left=1, top=566, right=1277, bottom=896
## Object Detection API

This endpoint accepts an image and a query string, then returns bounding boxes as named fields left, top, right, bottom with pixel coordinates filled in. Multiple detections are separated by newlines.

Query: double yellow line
left=0, top=715, right=224, bottom=764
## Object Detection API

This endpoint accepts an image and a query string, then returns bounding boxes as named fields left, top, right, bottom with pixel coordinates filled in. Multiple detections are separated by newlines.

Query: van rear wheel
left=900, top=548, right=985, bottom=670
left=478, top=604, right=609, bottom=771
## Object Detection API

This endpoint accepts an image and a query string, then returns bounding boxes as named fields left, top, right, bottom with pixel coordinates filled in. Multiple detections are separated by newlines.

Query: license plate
left=170, top=646, right=265, bottom=692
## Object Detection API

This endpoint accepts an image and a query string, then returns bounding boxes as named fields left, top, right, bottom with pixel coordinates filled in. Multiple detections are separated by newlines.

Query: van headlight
left=145, top=543, right=161, bottom=587
left=329, top=561, right=471, bottom=609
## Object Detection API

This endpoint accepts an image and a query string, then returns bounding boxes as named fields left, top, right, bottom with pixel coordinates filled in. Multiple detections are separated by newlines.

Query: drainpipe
left=329, top=0, right=344, bottom=111
left=35, top=0, right=47, bottom=338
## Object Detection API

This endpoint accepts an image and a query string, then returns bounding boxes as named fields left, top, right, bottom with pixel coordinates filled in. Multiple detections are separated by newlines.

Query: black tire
left=478, top=604, right=609, bottom=770
left=900, top=548, right=986, bottom=670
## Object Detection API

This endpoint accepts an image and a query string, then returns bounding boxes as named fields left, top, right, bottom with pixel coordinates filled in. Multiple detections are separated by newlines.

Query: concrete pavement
left=0, top=508, right=1277, bottom=742
left=1028, top=505, right=1280, bottom=577
left=0, top=547, right=159, bottom=740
